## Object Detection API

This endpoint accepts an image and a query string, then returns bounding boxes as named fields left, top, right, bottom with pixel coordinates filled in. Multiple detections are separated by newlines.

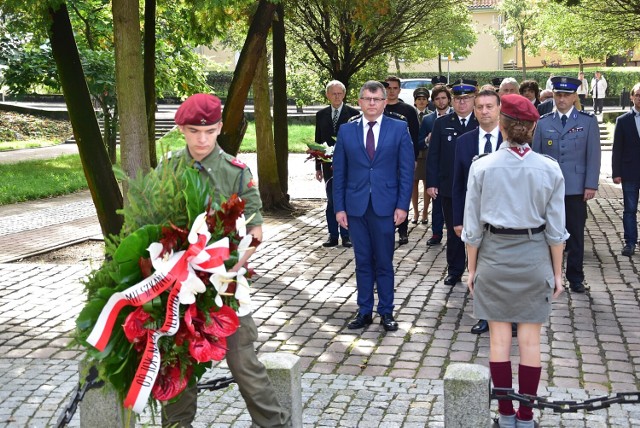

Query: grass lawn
left=0, top=139, right=66, bottom=151
left=0, top=123, right=315, bottom=206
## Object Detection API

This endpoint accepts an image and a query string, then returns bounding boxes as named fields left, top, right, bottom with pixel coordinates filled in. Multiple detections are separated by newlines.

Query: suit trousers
left=162, top=315, right=291, bottom=427
left=441, top=196, right=465, bottom=277
left=325, top=175, right=348, bottom=239
left=564, top=195, right=587, bottom=284
left=431, top=194, right=444, bottom=237
left=348, top=200, right=396, bottom=315
left=622, top=181, right=640, bottom=246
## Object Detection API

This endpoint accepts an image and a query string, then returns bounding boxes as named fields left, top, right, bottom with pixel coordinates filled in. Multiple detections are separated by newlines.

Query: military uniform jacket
left=161, top=147, right=263, bottom=226
left=426, top=111, right=478, bottom=197
left=612, top=109, right=640, bottom=182
left=532, top=109, right=601, bottom=196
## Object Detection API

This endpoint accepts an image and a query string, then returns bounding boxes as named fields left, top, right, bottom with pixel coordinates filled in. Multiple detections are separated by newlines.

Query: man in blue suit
left=532, top=76, right=601, bottom=293
left=426, top=79, right=479, bottom=286
left=333, top=80, right=415, bottom=332
left=452, top=88, right=502, bottom=335
left=612, top=82, right=640, bottom=256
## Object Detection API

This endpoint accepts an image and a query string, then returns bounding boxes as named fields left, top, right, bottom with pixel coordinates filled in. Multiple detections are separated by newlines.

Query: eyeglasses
left=454, top=96, right=475, bottom=103
left=360, top=97, right=386, bottom=103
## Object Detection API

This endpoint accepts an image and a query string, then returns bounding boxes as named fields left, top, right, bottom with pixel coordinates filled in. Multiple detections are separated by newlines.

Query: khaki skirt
left=473, top=231, right=554, bottom=323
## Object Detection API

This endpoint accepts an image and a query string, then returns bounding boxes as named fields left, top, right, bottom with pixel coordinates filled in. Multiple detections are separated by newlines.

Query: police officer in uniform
left=532, top=76, right=601, bottom=293
left=160, top=93, right=291, bottom=427
left=426, top=79, right=479, bottom=286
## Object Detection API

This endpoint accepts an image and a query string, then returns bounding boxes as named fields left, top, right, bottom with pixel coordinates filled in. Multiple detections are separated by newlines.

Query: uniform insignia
left=247, top=179, right=255, bottom=188
left=230, top=158, right=247, bottom=169
left=348, top=113, right=363, bottom=123
left=547, top=139, right=553, bottom=146
left=200, top=118, right=207, bottom=125
left=448, top=135, right=452, bottom=141
left=579, top=110, right=594, bottom=117
left=568, top=127, right=584, bottom=133
left=386, top=111, right=407, bottom=122
left=540, top=112, right=553, bottom=119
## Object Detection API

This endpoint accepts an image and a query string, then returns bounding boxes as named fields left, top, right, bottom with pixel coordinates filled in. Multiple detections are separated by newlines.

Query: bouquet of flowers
left=75, top=162, right=259, bottom=414
left=305, top=142, right=334, bottom=163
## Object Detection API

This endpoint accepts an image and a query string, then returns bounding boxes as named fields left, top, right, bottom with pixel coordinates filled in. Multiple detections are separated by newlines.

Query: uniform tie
left=483, top=133, right=492, bottom=153
left=366, top=121, right=376, bottom=160
left=460, top=118, right=466, bottom=127
left=561, top=114, right=567, bottom=128
left=418, top=111, right=425, bottom=124
left=332, top=108, right=339, bottom=132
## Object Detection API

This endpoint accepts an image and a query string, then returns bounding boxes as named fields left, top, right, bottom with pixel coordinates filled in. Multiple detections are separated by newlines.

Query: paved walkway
left=2, top=148, right=640, bottom=427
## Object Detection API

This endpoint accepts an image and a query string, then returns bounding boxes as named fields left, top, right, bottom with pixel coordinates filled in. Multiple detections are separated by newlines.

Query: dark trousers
left=348, top=200, right=396, bottom=315
left=162, top=315, right=291, bottom=427
left=565, top=195, right=587, bottom=284
left=441, top=196, right=465, bottom=277
left=325, top=176, right=348, bottom=239
left=593, top=98, right=604, bottom=114
left=622, top=181, right=640, bottom=246
left=578, top=94, right=586, bottom=111
left=431, top=194, right=444, bottom=237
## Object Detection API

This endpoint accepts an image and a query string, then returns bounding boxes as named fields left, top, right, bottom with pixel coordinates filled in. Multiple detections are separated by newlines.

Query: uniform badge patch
left=547, top=140, right=553, bottom=146
left=230, top=158, right=247, bottom=169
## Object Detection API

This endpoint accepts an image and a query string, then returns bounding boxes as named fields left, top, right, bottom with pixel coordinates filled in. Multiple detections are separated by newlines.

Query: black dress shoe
left=398, top=234, right=409, bottom=245
left=342, top=237, right=352, bottom=248
left=347, top=312, right=373, bottom=329
left=380, top=313, right=398, bottom=332
left=444, top=274, right=461, bottom=286
left=570, top=282, right=585, bottom=293
left=471, top=319, right=489, bottom=334
left=427, top=235, right=442, bottom=246
left=322, top=238, right=339, bottom=247
left=622, top=244, right=635, bottom=256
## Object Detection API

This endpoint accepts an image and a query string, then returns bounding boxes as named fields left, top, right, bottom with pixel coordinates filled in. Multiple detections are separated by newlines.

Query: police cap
left=175, top=93, right=222, bottom=126
left=432, top=75, right=447, bottom=85
left=551, top=76, right=582, bottom=93
left=413, top=87, right=430, bottom=99
left=450, top=79, right=478, bottom=96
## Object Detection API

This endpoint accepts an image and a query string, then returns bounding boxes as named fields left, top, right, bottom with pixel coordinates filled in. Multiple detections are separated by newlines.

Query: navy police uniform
left=532, top=77, right=601, bottom=291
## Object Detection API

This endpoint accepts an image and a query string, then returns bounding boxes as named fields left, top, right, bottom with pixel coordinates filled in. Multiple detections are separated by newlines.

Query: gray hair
left=359, top=81, right=386, bottom=99
left=500, top=77, right=519, bottom=89
left=326, top=80, right=346, bottom=93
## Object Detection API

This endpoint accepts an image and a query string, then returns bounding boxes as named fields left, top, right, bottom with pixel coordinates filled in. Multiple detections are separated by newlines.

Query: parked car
left=399, top=78, right=434, bottom=105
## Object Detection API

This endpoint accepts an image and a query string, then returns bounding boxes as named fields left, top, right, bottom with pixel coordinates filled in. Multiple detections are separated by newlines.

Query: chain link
left=197, top=376, right=236, bottom=392
left=55, top=366, right=104, bottom=428
left=492, top=388, right=640, bottom=413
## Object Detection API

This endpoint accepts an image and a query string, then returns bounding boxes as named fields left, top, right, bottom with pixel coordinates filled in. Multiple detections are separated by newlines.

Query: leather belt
left=486, top=224, right=545, bottom=235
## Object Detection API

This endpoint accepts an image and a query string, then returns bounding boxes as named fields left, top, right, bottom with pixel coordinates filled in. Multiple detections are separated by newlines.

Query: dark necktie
left=483, top=133, right=492, bottom=153
left=366, top=121, right=376, bottom=160
left=332, top=109, right=339, bottom=132
left=461, top=118, right=466, bottom=127
left=561, top=114, right=567, bottom=128
left=418, top=111, right=424, bottom=123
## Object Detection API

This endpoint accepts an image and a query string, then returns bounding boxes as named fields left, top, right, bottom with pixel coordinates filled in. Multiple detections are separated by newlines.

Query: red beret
left=174, top=93, right=222, bottom=126
left=500, top=93, right=540, bottom=122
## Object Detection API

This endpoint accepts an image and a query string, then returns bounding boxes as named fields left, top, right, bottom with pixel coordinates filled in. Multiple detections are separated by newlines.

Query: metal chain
left=492, top=388, right=640, bottom=413
left=197, top=376, right=235, bottom=391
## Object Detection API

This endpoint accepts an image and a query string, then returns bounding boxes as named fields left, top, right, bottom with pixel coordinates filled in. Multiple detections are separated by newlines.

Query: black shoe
left=444, top=274, right=461, bottom=286
left=411, top=219, right=418, bottom=224
left=342, top=237, right=352, bottom=248
left=427, top=235, right=442, bottom=246
left=380, top=313, right=398, bottom=332
left=322, top=238, right=339, bottom=247
left=512, top=322, right=518, bottom=337
left=347, top=312, right=373, bottom=329
left=622, top=244, right=635, bottom=257
left=569, top=282, right=585, bottom=293
left=398, top=234, right=409, bottom=245
left=471, top=319, right=489, bottom=334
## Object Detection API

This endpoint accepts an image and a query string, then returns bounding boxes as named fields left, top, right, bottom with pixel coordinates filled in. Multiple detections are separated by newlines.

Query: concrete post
left=78, top=361, right=131, bottom=428
left=259, top=352, right=302, bottom=427
left=444, top=363, right=491, bottom=428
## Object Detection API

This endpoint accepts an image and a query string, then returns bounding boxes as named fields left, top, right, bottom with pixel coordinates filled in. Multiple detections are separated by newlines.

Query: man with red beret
left=160, top=93, right=290, bottom=427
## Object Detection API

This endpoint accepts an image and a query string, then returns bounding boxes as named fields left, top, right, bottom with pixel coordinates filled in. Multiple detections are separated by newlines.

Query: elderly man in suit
left=612, top=82, right=640, bottom=256
left=426, top=79, right=479, bottom=286
left=333, top=80, right=414, bottom=332
left=532, top=76, right=601, bottom=293
left=452, top=88, right=503, bottom=334
left=315, top=80, right=360, bottom=248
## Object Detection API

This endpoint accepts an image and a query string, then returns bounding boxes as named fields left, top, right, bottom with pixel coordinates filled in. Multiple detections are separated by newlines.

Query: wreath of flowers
left=75, top=163, right=259, bottom=414
left=305, top=142, right=334, bottom=163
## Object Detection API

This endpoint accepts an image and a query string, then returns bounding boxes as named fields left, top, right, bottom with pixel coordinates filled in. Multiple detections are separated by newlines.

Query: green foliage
left=0, top=111, right=72, bottom=142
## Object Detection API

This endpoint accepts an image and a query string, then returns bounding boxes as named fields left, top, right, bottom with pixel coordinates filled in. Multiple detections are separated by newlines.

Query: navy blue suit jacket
left=333, top=115, right=414, bottom=217
left=612, top=109, right=640, bottom=182
left=426, top=112, right=478, bottom=198
left=452, top=128, right=503, bottom=226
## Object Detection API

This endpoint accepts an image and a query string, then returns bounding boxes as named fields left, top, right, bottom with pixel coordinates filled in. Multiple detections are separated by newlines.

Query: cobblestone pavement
left=2, top=152, right=640, bottom=427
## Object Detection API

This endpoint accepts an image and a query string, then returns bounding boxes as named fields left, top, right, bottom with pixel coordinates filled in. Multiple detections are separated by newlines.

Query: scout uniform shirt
left=161, top=146, right=263, bottom=227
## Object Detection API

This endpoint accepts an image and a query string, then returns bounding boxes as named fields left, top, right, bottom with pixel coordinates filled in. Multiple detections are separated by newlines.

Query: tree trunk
left=438, top=53, right=443, bottom=76
left=218, top=0, right=278, bottom=156
left=272, top=3, right=289, bottom=198
left=253, top=44, right=291, bottom=211
left=578, top=56, right=584, bottom=72
left=520, top=36, right=527, bottom=80
left=394, top=55, right=401, bottom=75
left=47, top=3, right=123, bottom=238
left=112, top=0, right=150, bottom=184
left=144, top=0, right=157, bottom=168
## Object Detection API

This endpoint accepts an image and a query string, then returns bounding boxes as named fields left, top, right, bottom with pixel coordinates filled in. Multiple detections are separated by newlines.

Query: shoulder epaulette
left=385, top=111, right=407, bottom=122
left=228, top=156, right=247, bottom=169
left=348, top=113, right=363, bottom=123
left=542, top=154, right=558, bottom=163
left=578, top=110, right=594, bottom=117
left=471, top=153, right=490, bottom=163
left=539, top=112, right=554, bottom=119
